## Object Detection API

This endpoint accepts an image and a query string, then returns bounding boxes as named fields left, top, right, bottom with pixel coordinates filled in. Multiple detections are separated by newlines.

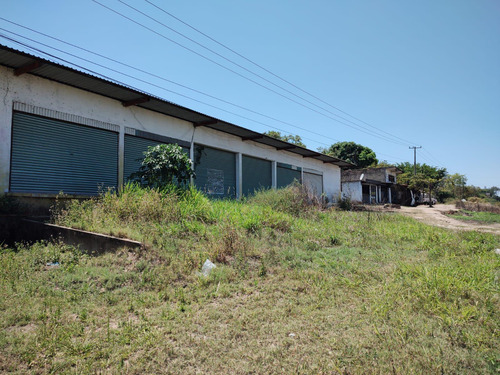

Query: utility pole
left=409, top=146, right=422, bottom=175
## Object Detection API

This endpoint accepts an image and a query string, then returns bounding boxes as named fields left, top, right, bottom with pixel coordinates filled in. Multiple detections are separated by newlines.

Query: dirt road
left=396, top=204, right=500, bottom=235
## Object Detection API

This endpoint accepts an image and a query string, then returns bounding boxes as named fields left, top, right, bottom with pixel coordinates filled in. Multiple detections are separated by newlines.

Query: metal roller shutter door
left=194, top=145, right=236, bottom=198
left=124, top=135, right=190, bottom=182
left=10, top=112, right=118, bottom=195
left=277, top=163, right=301, bottom=188
left=124, top=136, right=160, bottom=182
left=242, top=155, right=272, bottom=196
left=303, top=171, right=323, bottom=197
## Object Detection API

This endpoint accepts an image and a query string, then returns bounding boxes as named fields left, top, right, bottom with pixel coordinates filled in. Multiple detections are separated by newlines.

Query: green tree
left=396, top=162, right=447, bottom=204
left=264, top=131, right=307, bottom=148
left=132, top=144, right=195, bottom=189
left=318, top=141, right=378, bottom=168
left=442, top=173, right=467, bottom=199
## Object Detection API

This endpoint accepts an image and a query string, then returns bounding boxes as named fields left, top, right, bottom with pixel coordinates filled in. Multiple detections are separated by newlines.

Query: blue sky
left=1, top=0, right=499, bottom=187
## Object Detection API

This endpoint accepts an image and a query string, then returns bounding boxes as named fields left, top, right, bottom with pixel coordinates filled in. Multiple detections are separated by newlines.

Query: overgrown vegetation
left=448, top=210, right=500, bottom=224
left=456, top=199, right=500, bottom=214
left=129, top=144, right=194, bottom=189
left=1, top=185, right=499, bottom=373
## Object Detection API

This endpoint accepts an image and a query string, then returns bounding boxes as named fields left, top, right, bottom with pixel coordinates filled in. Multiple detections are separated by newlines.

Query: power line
left=0, top=31, right=339, bottom=148
left=421, top=148, right=443, bottom=167
left=144, top=0, right=420, bottom=148
left=119, top=0, right=411, bottom=146
left=89, top=0, right=411, bottom=147
left=0, top=23, right=342, bottom=146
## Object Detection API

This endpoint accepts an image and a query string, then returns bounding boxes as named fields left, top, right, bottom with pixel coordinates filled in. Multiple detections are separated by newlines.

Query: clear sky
left=1, top=0, right=499, bottom=187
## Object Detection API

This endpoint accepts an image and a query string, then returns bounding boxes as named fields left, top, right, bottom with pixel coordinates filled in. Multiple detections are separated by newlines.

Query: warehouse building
left=0, top=44, right=351, bottom=204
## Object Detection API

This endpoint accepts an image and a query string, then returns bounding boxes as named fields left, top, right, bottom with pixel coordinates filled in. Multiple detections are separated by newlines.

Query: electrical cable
left=0, top=32, right=338, bottom=148
left=0, top=25, right=342, bottom=146
left=119, top=0, right=409, bottom=146
left=144, top=0, right=420, bottom=147
left=89, top=0, right=411, bottom=147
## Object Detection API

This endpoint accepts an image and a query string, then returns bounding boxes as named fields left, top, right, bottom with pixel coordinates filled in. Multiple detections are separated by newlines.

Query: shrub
left=337, top=196, right=353, bottom=211
left=248, top=182, right=319, bottom=217
left=455, top=200, right=500, bottom=214
left=131, top=144, right=194, bottom=189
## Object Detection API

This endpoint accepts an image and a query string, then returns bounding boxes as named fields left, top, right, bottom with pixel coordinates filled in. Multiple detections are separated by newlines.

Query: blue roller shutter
left=277, top=162, right=301, bottom=188
left=124, top=135, right=190, bottom=183
left=194, top=145, right=235, bottom=198
left=242, top=155, right=272, bottom=196
left=10, top=112, right=118, bottom=195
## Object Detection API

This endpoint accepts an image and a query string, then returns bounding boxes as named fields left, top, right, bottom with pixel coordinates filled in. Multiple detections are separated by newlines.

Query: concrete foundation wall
left=0, top=65, right=341, bottom=200
left=342, top=181, right=362, bottom=202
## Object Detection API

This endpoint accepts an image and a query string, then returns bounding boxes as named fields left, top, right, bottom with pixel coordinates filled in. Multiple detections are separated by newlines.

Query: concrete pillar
left=388, top=187, right=392, bottom=203
left=236, top=152, right=242, bottom=199
left=117, top=126, right=125, bottom=192
left=0, top=74, right=12, bottom=193
left=189, top=137, right=195, bottom=187
left=271, top=161, right=277, bottom=189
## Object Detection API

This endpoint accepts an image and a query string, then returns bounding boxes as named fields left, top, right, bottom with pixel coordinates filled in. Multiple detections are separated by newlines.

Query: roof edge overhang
left=0, top=43, right=354, bottom=168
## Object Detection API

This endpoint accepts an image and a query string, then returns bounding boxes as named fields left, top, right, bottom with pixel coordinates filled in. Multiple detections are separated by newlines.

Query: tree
left=264, top=131, right=307, bottom=148
left=318, top=141, right=378, bottom=168
left=442, top=173, right=467, bottom=199
left=132, top=144, right=195, bottom=189
left=396, top=162, right=447, bottom=204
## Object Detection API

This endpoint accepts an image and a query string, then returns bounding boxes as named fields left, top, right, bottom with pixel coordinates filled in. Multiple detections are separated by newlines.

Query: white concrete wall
left=342, top=181, right=362, bottom=202
left=0, top=65, right=341, bottom=199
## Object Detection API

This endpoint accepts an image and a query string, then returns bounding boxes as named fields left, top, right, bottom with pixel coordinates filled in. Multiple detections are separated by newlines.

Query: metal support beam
left=193, top=119, right=218, bottom=127
left=236, top=153, right=242, bottom=200
left=118, top=126, right=125, bottom=192
left=276, top=145, right=296, bottom=150
left=241, top=134, right=264, bottom=141
left=271, top=161, right=277, bottom=189
left=122, top=97, right=150, bottom=107
left=14, top=60, right=41, bottom=76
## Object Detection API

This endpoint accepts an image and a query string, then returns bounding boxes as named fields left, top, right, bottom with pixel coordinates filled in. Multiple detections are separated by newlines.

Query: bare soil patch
left=396, top=204, right=500, bottom=234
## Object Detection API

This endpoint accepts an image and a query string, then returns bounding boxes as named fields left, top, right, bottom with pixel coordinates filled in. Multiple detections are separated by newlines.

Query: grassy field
left=447, top=210, right=500, bottom=224
left=1, top=184, right=499, bottom=374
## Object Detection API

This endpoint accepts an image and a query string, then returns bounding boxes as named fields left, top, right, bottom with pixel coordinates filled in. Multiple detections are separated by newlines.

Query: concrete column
left=189, top=137, right=195, bottom=187
left=236, top=152, right=242, bottom=199
left=271, top=161, right=277, bottom=189
left=117, top=126, right=125, bottom=192
left=388, top=187, right=392, bottom=203
left=0, top=75, right=12, bottom=193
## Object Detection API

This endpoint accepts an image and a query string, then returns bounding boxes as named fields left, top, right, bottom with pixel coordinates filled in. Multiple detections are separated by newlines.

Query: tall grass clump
left=3, top=180, right=500, bottom=373
left=247, top=182, right=321, bottom=217
left=54, top=183, right=214, bottom=241
left=456, top=199, right=500, bottom=214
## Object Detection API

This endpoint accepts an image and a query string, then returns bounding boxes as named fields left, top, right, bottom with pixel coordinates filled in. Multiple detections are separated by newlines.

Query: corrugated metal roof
left=0, top=44, right=353, bottom=168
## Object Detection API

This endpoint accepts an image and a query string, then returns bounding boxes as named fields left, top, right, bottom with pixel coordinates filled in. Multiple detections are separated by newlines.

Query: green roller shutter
left=277, top=162, right=301, bottom=188
left=242, top=155, right=272, bottom=196
left=194, top=145, right=235, bottom=198
left=10, top=112, right=118, bottom=195
left=303, top=171, right=323, bottom=197
left=124, top=136, right=162, bottom=182
left=124, top=135, right=190, bottom=183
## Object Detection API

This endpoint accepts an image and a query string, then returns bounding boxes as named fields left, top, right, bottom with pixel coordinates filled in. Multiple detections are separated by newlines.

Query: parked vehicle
left=418, top=194, right=437, bottom=205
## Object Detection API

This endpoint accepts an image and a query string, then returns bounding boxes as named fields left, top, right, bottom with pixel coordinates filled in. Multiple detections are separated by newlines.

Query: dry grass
left=1, top=186, right=499, bottom=374
left=456, top=200, right=500, bottom=214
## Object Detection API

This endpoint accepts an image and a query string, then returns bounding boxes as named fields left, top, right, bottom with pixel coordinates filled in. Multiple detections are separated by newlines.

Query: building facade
left=342, top=167, right=401, bottom=204
left=0, top=45, right=350, bottom=203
